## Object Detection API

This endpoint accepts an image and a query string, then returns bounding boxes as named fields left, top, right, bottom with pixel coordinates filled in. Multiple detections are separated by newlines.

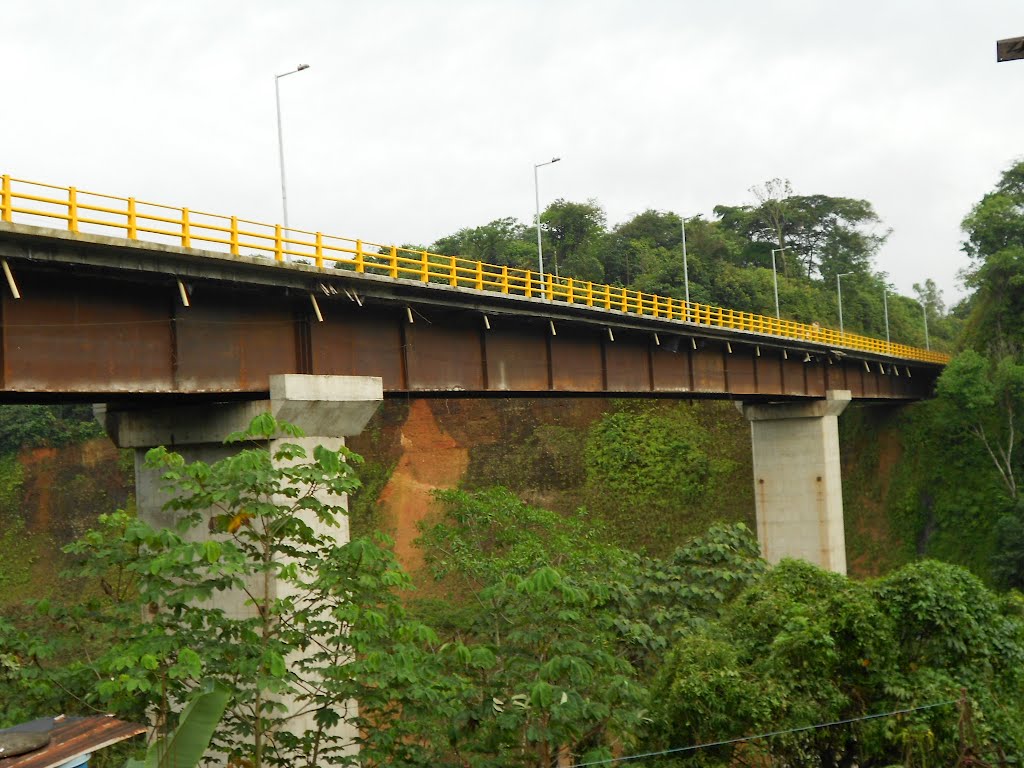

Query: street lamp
left=534, top=157, right=561, bottom=288
left=836, top=272, right=853, bottom=336
left=882, top=288, right=890, bottom=346
left=769, top=246, right=793, bottom=319
left=913, top=297, right=931, bottom=350
left=275, top=64, right=310, bottom=236
left=681, top=215, right=690, bottom=305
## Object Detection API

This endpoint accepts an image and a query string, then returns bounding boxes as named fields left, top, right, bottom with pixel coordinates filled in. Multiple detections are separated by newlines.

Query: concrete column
left=98, top=374, right=383, bottom=752
left=736, top=390, right=851, bottom=574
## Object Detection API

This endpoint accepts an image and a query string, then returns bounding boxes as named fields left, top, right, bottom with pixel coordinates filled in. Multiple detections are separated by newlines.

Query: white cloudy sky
left=4, top=1, right=1023, bottom=304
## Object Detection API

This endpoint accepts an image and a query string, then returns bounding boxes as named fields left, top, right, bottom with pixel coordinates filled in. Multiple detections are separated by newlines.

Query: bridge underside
left=0, top=224, right=940, bottom=403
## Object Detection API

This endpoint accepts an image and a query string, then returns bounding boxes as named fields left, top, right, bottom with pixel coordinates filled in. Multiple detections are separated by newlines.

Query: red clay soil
left=18, top=446, right=58, bottom=533
left=18, top=439, right=132, bottom=543
left=377, top=399, right=468, bottom=574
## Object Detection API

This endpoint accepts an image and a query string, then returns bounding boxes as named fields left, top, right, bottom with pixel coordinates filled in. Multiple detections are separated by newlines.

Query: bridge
left=0, top=176, right=945, bottom=402
left=0, top=175, right=951, bottom=582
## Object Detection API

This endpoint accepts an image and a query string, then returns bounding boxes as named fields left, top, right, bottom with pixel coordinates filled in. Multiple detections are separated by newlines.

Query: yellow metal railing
left=0, top=175, right=949, bottom=365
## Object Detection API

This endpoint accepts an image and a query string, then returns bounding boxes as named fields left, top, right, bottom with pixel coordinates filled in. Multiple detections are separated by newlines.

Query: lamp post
left=914, top=298, right=931, bottom=350
left=836, top=272, right=853, bottom=336
left=883, top=288, right=890, bottom=346
left=681, top=215, right=690, bottom=305
left=275, top=64, right=310, bottom=236
left=769, top=246, right=793, bottom=319
left=534, top=157, right=561, bottom=289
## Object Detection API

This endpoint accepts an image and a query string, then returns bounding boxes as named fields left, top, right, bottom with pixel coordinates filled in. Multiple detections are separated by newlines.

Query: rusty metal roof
left=0, top=715, right=145, bottom=768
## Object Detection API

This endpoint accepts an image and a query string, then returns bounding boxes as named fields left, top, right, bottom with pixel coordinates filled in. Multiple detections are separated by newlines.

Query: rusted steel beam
left=0, top=226, right=944, bottom=403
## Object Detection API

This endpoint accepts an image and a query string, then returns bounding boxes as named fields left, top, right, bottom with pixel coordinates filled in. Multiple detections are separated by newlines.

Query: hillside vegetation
left=417, top=177, right=957, bottom=351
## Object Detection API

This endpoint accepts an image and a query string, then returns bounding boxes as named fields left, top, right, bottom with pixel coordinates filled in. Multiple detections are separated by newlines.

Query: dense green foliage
left=419, top=177, right=955, bottom=350
left=927, top=159, right=1024, bottom=587
left=5, top=432, right=1024, bottom=765
left=0, top=416, right=450, bottom=767
left=453, top=399, right=751, bottom=556
left=414, top=490, right=767, bottom=764
left=0, top=404, right=104, bottom=455
left=647, top=558, right=1024, bottom=766
left=410, top=490, right=1024, bottom=766
left=585, top=408, right=713, bottom=508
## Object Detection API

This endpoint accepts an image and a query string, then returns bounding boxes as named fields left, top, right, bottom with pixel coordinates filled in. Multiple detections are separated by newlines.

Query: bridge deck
left=0, top=175, right=947, bottom=365
left=0, top=220, right=942, bottom=403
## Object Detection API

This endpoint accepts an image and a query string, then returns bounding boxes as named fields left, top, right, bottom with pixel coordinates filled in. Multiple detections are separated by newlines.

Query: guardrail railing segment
left=0, top=175, right=949, bottom=364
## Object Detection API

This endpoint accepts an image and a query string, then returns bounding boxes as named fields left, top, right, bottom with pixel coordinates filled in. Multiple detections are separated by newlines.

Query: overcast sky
left=5, top=1, right=1023, bottom=305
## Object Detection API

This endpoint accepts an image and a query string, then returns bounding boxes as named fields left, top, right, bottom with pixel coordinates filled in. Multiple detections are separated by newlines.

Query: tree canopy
left=418, top=178, right=952, bottom=351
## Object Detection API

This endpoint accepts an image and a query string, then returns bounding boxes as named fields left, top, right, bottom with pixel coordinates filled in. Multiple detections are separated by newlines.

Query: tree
left=913, top=278, right=946, bottom=319
left=644, top=558, right=1024, bottom=767
left=541, top=199, right=606, bottom=279
left=715, top=180, right=888, bottom=280
left=416, top=488, right=645, bottom=766
left=961, top=160, right=1024, bottom=345
left=595, top=209, right=681, bottom=286
left=936, top=348, right=1024, bottom=502
left=432, top=217, right=536, bottom=269
left=750, top=177, right=794, bottom=264
left=0, top=415, right=450, bottom=767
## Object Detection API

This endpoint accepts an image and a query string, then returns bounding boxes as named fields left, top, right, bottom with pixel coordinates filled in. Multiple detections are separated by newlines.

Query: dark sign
left=997, top=36, right=1024, bottom=62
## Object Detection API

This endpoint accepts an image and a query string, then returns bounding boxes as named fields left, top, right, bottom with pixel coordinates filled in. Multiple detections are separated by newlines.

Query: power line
left=568, top=699, right=959, bottom=768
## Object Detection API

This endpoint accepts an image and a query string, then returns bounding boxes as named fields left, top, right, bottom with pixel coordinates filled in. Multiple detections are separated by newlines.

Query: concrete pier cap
left=736, top=389, right=852, bottom=575
left=97, top=374, right=384, bottom=448
left=735, top=388, right=851, bottom=423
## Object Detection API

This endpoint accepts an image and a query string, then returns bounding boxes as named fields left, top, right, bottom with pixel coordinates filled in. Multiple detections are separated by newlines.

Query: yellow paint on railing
left=0, top=174, right=949, bottom=364
left=182, top=208, right=192, bottom=249
left=0, top=176, right=10, bottom=223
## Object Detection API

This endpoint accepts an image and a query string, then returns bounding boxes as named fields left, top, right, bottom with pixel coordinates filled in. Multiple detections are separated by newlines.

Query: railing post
left=181, top=208, right=191, bottom=248
left=355, top=239, right=365, bottom=272
left=475, top=260, right=483, bottom=291
left=67, top=187, right=79, bottom=233
left=127, top=197, right=138, bottom=240
left=620, top=288, right=627, bottom=313
left=389, top=245, right=399, bottom=279
left=0, top=175, right=11, bottom=223
left=449, top=255, right=458, bottom=286
left=501, top=265, right=509, bottom=293
left=421, top=250, right=429, bottom=283
left=230, top=216, right=240, bottom=256
left=314, top=232, right=324, bottom=268
left=567, top=277, right=574, bottom=303
left=545, top=272, right=553, bottom=301
left=525, top=269, right=533, bottom=298
left=274, top=224, right=284, bottom=262
left=587, top=282, right=594, bottom=306
left=604, top=284, right=611, bottom=310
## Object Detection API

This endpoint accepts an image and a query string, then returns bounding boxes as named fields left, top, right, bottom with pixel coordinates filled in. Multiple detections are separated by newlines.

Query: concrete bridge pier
left=97, top=374, right=384, bottom=750
left=736, top=389, right=852, bottom=575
